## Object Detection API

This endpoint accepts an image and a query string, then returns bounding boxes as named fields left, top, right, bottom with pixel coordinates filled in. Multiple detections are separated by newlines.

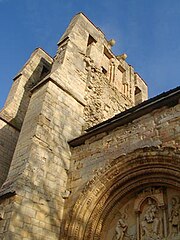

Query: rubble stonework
left=0, top=13, right=179, bottom=240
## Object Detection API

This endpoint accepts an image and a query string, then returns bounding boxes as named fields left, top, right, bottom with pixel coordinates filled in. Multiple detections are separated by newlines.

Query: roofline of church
left=69, top=86, right=180, bottom=147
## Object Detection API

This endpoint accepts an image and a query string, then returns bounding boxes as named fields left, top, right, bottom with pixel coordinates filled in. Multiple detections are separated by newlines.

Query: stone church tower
left=0, top=13, right=179, bottom=240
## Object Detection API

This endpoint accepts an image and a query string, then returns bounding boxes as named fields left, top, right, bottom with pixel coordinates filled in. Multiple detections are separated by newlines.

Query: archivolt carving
left=62, top=147, right=180, bottom=239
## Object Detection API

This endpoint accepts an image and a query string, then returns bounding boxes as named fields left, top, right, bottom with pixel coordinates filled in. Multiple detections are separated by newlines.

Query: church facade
left=0, top=13, right=179, bottom=240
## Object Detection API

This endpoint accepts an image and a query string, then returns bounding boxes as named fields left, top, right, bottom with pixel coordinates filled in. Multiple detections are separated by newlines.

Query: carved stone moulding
left=62, top=147, right=180, bottom=240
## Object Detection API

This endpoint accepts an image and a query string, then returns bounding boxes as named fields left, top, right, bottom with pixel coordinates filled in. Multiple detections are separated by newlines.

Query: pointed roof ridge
left=75, top=12, right=105, bottom=35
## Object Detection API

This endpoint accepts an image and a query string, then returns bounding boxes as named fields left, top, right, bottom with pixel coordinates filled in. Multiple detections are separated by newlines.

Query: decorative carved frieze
left=110, top=187, right=180, bottom=240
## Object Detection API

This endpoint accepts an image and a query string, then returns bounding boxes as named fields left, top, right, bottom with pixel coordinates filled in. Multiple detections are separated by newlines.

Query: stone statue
left=110, top=189, right=180, bottom=240
left=114, top=209, right=136, bottom=240
left=141, top=198, right=161, bottom=240
left=114, top=213, right=128, bottom=240
left=169, top=196, right=180, bottom=238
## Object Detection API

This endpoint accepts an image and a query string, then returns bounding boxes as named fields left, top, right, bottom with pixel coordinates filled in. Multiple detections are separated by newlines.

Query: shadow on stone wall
left=0, top=57, right=51, bottom=188
left=0, top=122, right=19, bottom=187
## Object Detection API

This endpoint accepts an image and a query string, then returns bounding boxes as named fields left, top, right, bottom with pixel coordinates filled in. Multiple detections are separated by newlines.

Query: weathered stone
left=0, top=12, right=179, bottom=240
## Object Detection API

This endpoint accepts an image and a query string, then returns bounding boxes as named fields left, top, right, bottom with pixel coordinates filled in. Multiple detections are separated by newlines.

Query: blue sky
left=0, top=0, right=180, bottom=109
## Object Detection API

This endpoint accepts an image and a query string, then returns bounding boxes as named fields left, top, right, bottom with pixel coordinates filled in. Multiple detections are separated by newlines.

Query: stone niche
left=102, top=187, right=180, bottom=240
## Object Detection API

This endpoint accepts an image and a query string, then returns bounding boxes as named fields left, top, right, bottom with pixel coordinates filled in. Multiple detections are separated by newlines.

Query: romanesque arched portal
left=62, top=147, right=180, bottom=240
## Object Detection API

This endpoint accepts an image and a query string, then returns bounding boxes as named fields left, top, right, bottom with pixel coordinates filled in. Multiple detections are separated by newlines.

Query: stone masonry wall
left=0, top=48, right=52, bottom=130
left=0, top=196, right=14, bottom=238
left=0, top=79, right=84, bottom=239
left=83, top=56, right=133, bottom=129
left=0, top=120, right=19, bottom=187
left=0, top=48, right=52, bottom=189
left=52, top=13, right=147, bottom=129
left=64, top=101, right=180, bottom=213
